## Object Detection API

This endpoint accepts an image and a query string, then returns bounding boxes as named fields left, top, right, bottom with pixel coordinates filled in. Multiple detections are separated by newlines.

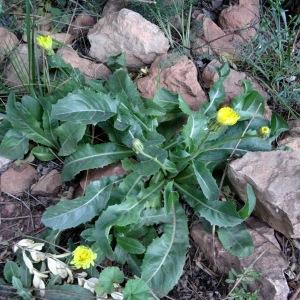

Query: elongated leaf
left=0, top=129, right=29, bottom=160
left=182, top=112, right=208, bottom=147
left=218, top=223, right=254, bottom=258
left=123, top=279, right=151, bottom=300
left=44, top=284, right=94, bottom=300
left=31, top=146, right=56, bottom=161
left=6, top=93, right=57, bottom=148
left=42, top=177, right=117, bottom=230
left=51, top=89, right=118, bottom=124
left=117, top=237, right=146, bottom=254
left=4, top=261, right=20, bottom=283
left=174, top=183, right=243, bottom=227
left=192, top=160, right=219, bottom=201
left=95, top=181, right=165, bottom=258
left=153, top=88, right=179, bottom=112
left=239, top=184, right=256, bottom=219
left=55, top=122, right=86, bottom=156
left=141, top=203, right=189, bottom=297
left=12, top=277, right=31, bottom=300
left=95, top=267, right=124, bottom=295
left=62, top=143, right=132, bottom=181
left=271, top=113, right=288, bottom=138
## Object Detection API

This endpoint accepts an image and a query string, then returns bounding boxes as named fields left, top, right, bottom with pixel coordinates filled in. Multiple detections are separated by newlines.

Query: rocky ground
left=0, top=0, right=300, bottom=299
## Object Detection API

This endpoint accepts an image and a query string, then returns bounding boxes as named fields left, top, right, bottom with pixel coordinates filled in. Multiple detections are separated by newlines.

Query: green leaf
left=239, top=184, right=256, bottom=219
left=152, top=88, right=179, bottom=112
left=0, top=129, right=29, bottom=160
left=140, top=208, right=173, bottom=226
left=4, top=261, right=20, bottom=283
left=44, top=284, right=95, bottom=300
left=141, top=203, right=189, bottom=297
left=95, top=181, right=164, bottom=258
left=31, top=146, right=56, bottom=161
left=95, top=266, right=124, bottom=295
left=192, top=160, right=219, bottom=201
left=218, top=223, right=254, bottom=258
left=6, top=93, right=57, bottom=148
left=51, top=89, right=118, bottom=125
left=123, top=279, right=151, bottom=300
left=182, top=112, right=208, bottom=147
left=19, top=265, right=32, bottom=288
left=12, top=276, right=32, bottom=300
left=117, top=236, right=146, bottom=254
left=42, top=177, right=116, bottom=230
left=163, top=181, right=179, bottom=213
left=62, top=143, right=132, bottom=181
left=174, top=183, right=243, bottom=227
left=271, top=113, right=288, bottom=138
left=55, top=121, right=86, bottom=156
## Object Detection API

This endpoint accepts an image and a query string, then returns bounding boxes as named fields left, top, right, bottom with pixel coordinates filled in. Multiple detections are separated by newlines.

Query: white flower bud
left=132, top=139, right=144, bottom=154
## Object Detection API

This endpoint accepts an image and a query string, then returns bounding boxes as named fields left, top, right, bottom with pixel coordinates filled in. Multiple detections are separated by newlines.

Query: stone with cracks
left=31, top=169, right=62, bottom=196
left=191, top=218, right=289, bottom=300
left=137, top=54, right=207, bottom=110
left=57, top=47, right=111, bottom=80
left=228, top=151, right=300, bottom=238
left=0, top=27, right=19, bottom=64
left=88, top=9, right=169, bottom=68
left=0, top=164, right=37, bottom=196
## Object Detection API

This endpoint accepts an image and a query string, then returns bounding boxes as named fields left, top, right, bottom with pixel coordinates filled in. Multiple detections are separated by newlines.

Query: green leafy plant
left=0, top=47, right=288, bottom=297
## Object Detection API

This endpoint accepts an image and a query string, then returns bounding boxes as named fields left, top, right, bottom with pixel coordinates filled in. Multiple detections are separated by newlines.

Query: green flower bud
left=132, top=139, right=144, bottom=154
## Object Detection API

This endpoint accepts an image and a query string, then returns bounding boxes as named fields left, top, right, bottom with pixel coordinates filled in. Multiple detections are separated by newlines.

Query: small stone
left=31, top=169, right=62, bottom=196
left=57, top=47, right=111, bottom=80
left=0, top=27, right=19, bottom=63
left=80, top=163, right=126, bottom=190
left=88, top=9, right=169, bottom=68
left=228, top=151, right=300, bottom=238
left=0, top=164, right=37, bottom=196
left=102, top=0, right=127, bottom=16
left=137, top=54, right=207, bottom=110
left=191, top=218, right=289, bottom=300
left=219, top=0, right=260, bottom=40
left=69, top=14, right=96, bottom=37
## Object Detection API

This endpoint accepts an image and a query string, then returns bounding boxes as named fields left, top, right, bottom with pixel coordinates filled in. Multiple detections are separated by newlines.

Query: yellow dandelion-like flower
left=36, top=35, right=53, bottom=53
left=71, top=246, right=97, bottom=269
left=217, top=107, right=240, bottom=126
left=258, top=126, right=270, bottom=138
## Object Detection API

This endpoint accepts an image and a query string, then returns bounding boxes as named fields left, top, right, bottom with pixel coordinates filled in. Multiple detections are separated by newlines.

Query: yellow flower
left=217, top=107, right=240, bottom=126
left=258, top=126, right=270, bottom=137
left=36, top=35, right=53, bottom=53
left=71, top=246, right=97, bottom=269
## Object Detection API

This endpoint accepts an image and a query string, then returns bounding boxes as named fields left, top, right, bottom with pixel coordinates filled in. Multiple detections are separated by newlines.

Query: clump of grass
left=239, top=0, right=300, bottom=118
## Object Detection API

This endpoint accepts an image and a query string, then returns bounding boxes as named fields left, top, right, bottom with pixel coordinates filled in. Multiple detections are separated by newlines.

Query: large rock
left=57, top=47, right=111, bottom=80
left=219, top=0, right=260, bottom=40
left=0, top=156, right=11, bottom=171
left=191, top=218, right=289, bottom=300
left=31, top=169, right=62, bottom=196
left=200, top=17, right=242, bottom=59
left=0, top=164, right=37, bottom=196
left=4, top=44, right=41, bottom=88
left=137, top=54, right=207, bottom=110
left=0, top=27, right=19, bottom=63
left=88, top=9, right=169, bottom=68
left=202, top=60, right=271, bottom=118
left=228, top=151, right=300, bottom=238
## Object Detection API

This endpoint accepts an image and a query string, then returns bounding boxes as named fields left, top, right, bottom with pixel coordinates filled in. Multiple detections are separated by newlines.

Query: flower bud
left=132, top=139, right=144, bottom=154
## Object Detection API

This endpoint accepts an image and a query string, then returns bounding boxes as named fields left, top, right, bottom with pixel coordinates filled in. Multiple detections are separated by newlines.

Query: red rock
left=137, top=54, right=207, bottom=110
left=80, top=163, right=126, bottom=190
left=57, top=47, right=111, bottom=80
left=0, top=164, right=37, bottom=196
left=31, top=170, right=62, bottom=196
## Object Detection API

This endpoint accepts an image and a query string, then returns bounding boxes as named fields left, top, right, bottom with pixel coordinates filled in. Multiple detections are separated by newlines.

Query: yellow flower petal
left=36, top=35, right=53, bottom=52
left=217, top=107, right=240, bottom=126
left=71, top=246, right=97, bottom=270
